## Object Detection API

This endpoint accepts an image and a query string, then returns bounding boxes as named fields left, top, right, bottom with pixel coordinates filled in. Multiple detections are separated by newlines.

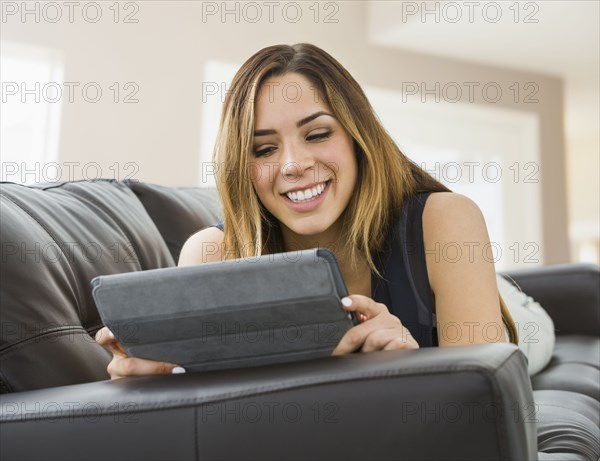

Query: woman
left=97, top=43, right=517, bottom=379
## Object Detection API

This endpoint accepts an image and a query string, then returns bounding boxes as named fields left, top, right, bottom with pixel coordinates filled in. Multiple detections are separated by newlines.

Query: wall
left=1, top=1, right=569, bottom=264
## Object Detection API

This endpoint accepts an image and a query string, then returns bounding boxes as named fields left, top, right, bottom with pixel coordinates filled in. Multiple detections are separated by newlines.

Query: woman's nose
left=280, top=142, right=314, bottom=178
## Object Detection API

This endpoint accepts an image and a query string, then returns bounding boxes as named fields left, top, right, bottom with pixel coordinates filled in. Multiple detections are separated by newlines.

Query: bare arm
left=332, top=192, right=505, bottom=355
left=422, top=192, right=504, bottom=347
left=178, top=226, right=224, bottom=266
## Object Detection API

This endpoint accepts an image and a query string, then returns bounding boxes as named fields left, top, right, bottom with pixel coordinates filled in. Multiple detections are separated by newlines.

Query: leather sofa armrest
left=1, top=343, right=537, bottom=461
left=504, top=263, right=600, bottom=337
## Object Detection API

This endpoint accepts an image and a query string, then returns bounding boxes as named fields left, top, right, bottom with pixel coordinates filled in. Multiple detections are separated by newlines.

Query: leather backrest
left=505, top=263, right=600, bottom=336
left=124, top=180, right=221, bottom=264
left=0, top=180, right=176, bottom=392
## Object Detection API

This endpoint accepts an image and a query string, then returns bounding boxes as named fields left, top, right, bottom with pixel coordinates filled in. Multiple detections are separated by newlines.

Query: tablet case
left=91, top=248, right=357, bottom=372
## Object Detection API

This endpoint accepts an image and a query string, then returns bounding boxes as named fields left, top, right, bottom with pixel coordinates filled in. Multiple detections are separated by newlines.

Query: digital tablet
left=91, top=248, right=358, bottom=372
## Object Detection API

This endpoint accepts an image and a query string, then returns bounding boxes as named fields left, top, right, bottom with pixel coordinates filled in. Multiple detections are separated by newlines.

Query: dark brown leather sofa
left=1, top=179, right=598, bottom=461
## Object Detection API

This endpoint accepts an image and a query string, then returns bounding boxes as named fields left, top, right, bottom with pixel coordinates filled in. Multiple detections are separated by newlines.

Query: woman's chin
left=282, top=221, right=334, bottom=242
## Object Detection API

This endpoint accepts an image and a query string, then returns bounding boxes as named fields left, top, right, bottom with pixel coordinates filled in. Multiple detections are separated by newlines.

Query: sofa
left=0, top=178, right=598, bottom=461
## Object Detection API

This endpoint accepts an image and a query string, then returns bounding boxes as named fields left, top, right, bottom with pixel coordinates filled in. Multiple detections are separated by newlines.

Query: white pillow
left=497, top=274, right=556, bottom=376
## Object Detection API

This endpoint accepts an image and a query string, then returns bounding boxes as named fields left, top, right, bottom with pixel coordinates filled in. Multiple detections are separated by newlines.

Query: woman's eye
left=307, top=131, right=331, bottom=142
left=253, top=146, right=275, bottom=157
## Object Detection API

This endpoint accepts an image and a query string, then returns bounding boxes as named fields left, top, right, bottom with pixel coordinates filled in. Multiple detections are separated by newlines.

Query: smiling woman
left=96, top=43, right=519, bottom=380
left=250, top=75, right=358, bottom=244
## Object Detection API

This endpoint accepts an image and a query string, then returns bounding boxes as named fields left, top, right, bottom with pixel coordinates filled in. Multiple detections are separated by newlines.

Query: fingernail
left=107, top=329, right=114, bottom=338
left=341, top=297, right=352, bottom=307
left=171, top=367, right=186, bottom=374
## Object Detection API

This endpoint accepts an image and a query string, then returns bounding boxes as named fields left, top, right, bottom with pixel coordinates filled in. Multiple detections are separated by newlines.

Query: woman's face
left=250, top=72, right=358, bottom=239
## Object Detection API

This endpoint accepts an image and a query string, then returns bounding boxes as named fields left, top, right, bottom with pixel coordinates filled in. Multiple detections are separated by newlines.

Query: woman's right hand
left=95, top=327, right=186, bottom=380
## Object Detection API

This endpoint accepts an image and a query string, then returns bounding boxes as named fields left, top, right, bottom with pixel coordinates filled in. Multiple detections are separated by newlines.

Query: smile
left=285, top=181, right=330, bottom=203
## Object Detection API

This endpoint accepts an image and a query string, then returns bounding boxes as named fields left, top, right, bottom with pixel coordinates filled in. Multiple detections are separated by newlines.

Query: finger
left=340, top=295, right=386, bottom=320
left=384, top=321, right=419, bottom=349
left=382, top=329, right=419, bottom=351
left=331, top=326, right=364, bottom=356
left=108, top=356, right=184, bottom=379
left=95, top=327, right=128, bottom=358
left=331, top=321, right=381, bottom=356
left=361, top=328, right=402, bottom=353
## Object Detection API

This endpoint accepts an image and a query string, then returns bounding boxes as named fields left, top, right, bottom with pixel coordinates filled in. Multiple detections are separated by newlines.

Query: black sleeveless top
left=371, top=191, right=438, bottom=347
left=212, top=191, right=438, bottom=347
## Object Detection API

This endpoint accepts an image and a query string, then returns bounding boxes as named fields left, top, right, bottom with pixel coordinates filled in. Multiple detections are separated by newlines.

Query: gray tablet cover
left=91, top=248, right=357, bottom=372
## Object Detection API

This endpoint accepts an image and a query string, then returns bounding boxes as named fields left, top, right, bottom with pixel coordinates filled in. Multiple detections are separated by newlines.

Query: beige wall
left=566, top=132, right=600, bottom=262
left=1, top=1, right=570, bottom=264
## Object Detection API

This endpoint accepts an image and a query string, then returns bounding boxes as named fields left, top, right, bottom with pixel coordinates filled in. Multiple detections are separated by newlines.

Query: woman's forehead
left=254, top=74, right=332, bottom=124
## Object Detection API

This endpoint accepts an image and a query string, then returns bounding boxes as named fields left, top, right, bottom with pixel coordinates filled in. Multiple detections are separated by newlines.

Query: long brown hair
left=214, top=43, right=450, bottom=275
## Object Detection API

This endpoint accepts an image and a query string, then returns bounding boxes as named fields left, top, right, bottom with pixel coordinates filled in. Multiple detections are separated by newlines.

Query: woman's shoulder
left=422, top=192, right=484, bottom=227
left=421, top=191, right=491, bottom=288
left=177, top=225, right=224, bottom=266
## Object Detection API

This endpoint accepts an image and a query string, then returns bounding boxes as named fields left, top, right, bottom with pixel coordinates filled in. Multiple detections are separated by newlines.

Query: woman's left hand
left=332, top=295, right=419, bottom=355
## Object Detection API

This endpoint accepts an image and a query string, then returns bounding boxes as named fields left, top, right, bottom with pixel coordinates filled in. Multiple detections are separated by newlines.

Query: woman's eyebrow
left=253, top=111, right=334, bottom=137
left=296, top=111, right=334, bottom=128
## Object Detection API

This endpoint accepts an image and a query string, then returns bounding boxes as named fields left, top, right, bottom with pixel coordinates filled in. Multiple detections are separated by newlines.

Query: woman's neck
left=281, top=226, right=342, bottom=254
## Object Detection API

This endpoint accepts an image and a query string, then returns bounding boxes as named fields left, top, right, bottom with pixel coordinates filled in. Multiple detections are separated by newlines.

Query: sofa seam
left=0, top=326, right=92, bottom=355
left=0, top=192, right=86, bottom=321
left=0, top=178, right=118, bottom=191
left=490, top=348, right=530, bottom=460
left=546, top=360, right=600, bottom=369
left=0, top=369, right=13, bottom=394
left=535, top=402, right=597, bottom=415
left=194, top=406, right=199, bottom=461
left=1, top=364, right=513, bottom=425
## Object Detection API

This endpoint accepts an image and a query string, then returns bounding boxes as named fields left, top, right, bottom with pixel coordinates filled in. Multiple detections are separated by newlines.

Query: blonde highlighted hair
left=214, top=43, right=450, bottom=276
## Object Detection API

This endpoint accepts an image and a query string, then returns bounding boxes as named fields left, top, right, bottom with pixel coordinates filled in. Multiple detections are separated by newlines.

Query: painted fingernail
left=171, top=367, right=186, bottom=374
left=341, top=297, right=352, bottom=307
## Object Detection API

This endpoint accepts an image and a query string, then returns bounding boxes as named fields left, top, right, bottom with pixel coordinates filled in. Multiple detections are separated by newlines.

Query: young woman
left=97, top=43, right=517, bottom=379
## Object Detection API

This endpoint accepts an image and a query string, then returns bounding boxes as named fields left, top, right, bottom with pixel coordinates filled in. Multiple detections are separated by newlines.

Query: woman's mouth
left=284, top=180, right=330, bottom=202
left=281, top=180, right=331, bottom=210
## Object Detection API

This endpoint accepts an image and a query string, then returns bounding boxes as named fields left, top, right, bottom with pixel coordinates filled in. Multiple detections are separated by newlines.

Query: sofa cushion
left=124, top=180, right=221, bottom=264
left=0, top=180, right=175, bottom=392
left=549, top=335, right=600, bottom=369
left=535, top=390, right=600, bottom=461
left=531, top=336, right=600, bottom=401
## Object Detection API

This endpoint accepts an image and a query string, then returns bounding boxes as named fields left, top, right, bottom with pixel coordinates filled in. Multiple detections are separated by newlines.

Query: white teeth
left=286, top=182, right=327, bottom=202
